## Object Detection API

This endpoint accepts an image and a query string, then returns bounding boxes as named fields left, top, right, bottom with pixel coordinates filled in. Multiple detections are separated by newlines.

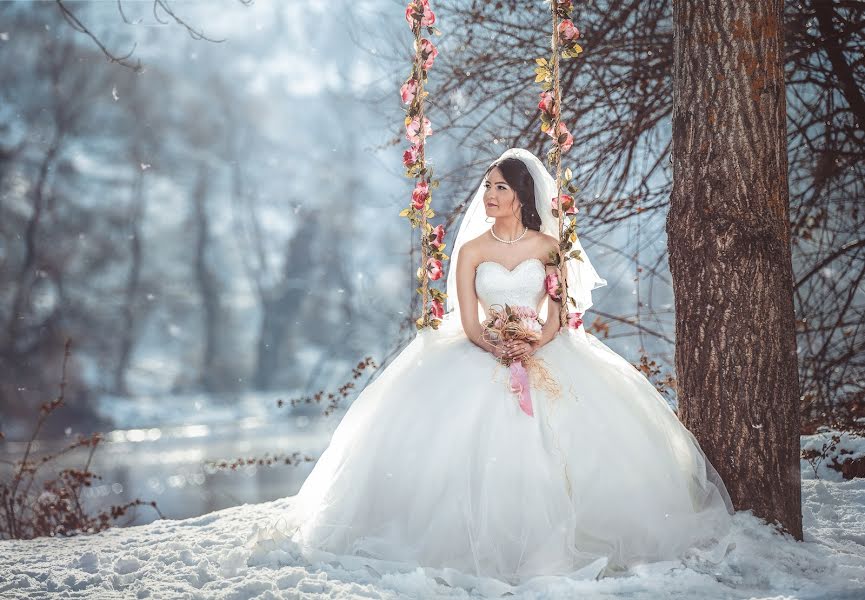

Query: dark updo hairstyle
left=485, top=157, right=543, bottom=231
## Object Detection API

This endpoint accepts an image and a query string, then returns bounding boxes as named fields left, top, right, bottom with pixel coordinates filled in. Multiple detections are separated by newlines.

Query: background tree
left=669, top=0, right=802, bottom=538
left=0, top=3, right=394, bottom=435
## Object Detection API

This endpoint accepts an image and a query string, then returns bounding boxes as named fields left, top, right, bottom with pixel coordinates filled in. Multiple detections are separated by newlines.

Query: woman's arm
left=456, top=245, right=504, bottom=357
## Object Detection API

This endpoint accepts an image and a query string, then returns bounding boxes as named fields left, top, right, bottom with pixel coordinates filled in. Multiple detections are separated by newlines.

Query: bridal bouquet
left=481, top=304, right=560, bottom=417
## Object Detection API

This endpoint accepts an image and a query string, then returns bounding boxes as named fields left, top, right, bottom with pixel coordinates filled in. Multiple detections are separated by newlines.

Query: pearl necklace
left=490, top=224, right=528, bottom=244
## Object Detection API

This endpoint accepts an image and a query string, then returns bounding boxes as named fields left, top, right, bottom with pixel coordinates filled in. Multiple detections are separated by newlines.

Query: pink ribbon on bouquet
left=509, top=360, right=533, bottom=417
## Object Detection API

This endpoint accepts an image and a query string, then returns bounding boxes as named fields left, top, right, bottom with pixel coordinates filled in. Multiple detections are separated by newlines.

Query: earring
left=484, top=216, right=493, bottom=223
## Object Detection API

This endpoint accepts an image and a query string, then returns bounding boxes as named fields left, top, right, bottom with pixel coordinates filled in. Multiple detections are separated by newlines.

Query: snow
left=801, top=430, right=865, bottom=481
left=1, top=449, right=864, bottom=599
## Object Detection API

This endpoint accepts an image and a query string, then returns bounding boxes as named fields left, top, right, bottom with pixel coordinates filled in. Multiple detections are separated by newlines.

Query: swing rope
left=538, top=0, right=585, bottom=328
left=400, top=1, right=447, bottom=331
left=551, top=2, right=568, bottom=327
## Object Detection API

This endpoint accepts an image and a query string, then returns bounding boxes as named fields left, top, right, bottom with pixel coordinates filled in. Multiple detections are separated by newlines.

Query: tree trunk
left=4, top=133, right=62, bottom=349
left=192, top=163, right=220, bottom=393
left=253, top=213, right=318, bottom=390
left=114, top=164, right=146, bottom=395
left=668, top=0, right=802, bottom=538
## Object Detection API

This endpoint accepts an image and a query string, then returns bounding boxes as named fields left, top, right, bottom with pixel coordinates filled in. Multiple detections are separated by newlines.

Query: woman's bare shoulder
left=461, top=231, right=491, bottom=255
left=536, top=231, right=559, bottom=251
left=533, top=230, right=554, bottom=242
left=458, top=235, right=482, bottom=263
left=532, top=231, right=559, bottom=266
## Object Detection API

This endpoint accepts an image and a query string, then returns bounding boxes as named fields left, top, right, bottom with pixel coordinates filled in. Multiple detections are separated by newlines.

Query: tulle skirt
left=247, top=316, right=734, bottom=587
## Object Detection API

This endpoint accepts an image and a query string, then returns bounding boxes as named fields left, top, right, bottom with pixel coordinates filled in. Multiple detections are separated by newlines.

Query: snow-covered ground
left=1, top=435, right=864, bottom=599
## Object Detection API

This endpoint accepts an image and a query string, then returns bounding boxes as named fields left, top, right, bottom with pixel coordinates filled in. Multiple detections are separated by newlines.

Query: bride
left=247, top=148, right=734, bottom=587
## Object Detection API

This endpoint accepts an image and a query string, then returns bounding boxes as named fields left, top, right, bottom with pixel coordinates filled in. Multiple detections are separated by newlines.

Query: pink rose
left=405, top=0, right=436, bottom=28
left=552, top=193, right=578, bottom=215
left=538, top=91, right=557, bottom=116
left=418, top=38, right=438, bottom=71
left=427, top=257, right=443, bottom=280
left=403, top=144, right=421, bottom=167
left=558, top=19, right=580, bottom=43
left=522, top=317, right=542, bottom=333
left=545, top=272, right=561, bottom=300
left=405, top=115, right=432, bottom=144
left=429, top=298, right=444, bottom=319
left=401, top=78, right=418, bottom=104
left=546, top=121, right=573, bottom=153
left=567, top=311, right=583, bottom=329
left=412, top=180, right=429, bottom=210
left=432, top=223, right=445, bottom=246
left=512, top=305, right=537, bottom=320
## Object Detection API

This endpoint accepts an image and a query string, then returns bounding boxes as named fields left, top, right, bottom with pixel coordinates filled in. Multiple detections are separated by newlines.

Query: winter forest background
left=1, top=0, right=863, bottom=527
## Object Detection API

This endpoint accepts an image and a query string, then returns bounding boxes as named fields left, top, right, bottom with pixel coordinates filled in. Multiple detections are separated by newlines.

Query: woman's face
left=483, top=167, right=521, bottom=220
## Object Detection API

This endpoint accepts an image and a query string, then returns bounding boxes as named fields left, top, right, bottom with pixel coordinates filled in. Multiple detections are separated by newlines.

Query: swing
left=400, top=0, right=586, bottom=331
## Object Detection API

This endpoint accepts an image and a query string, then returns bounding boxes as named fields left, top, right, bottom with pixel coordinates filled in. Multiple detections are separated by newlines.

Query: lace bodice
left=475, top=257, right=547, bottom=319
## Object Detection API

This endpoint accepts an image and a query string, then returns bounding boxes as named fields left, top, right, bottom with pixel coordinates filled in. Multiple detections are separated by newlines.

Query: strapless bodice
left=475, top=257, right=547, bottom=319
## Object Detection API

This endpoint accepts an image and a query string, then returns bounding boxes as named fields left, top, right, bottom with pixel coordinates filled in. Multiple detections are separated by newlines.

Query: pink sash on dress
left=509, top=360, right=533, bottom=417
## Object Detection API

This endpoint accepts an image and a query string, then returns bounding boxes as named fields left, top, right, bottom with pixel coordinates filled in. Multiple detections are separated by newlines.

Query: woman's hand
left=503, top=339, right=537, bottom=361
left=489, top=342, right=508, bottom=361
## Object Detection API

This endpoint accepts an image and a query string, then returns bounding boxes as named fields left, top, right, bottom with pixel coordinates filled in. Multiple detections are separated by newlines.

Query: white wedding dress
left=247, top=256, right=734, bottom=587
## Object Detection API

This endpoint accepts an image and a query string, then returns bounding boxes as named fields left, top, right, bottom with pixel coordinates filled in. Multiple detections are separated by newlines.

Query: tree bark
left=668, top=0, right=802, bottom=538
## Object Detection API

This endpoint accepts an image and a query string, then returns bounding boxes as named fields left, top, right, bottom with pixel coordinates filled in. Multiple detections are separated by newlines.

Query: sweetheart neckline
left=475, top=257, right=545, bottom=273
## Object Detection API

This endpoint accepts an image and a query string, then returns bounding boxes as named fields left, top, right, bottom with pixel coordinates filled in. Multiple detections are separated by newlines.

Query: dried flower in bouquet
left=481, top=304, right=561, bottom=417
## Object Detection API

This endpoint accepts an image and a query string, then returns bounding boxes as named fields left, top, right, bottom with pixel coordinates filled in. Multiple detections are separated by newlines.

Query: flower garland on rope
left=537, top=0, right=585, bottom=328
left=399, top=0, right=448, bottom=330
